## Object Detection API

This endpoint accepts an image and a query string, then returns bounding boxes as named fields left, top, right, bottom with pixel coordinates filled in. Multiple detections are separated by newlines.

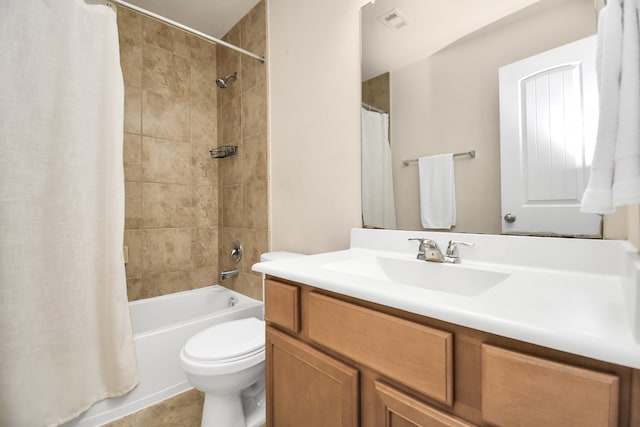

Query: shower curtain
left=361, top=108, right=397, bottom=229
left=0, top=1, right=139, bottom=426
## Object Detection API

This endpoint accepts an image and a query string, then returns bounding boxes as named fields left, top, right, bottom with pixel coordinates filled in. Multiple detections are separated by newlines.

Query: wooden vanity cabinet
left=264, top=277, right=639, bottom=427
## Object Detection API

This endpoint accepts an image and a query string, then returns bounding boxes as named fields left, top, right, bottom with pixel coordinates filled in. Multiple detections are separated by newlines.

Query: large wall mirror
left=361, top=0, right=602, bottom=235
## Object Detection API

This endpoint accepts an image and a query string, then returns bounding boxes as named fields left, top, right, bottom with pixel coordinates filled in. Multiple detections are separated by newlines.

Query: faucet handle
left=409, top=238, right=443, bottom=262
left=445, top=240, right=475, bottom=258
left=408, top=238, right=428, bottom=260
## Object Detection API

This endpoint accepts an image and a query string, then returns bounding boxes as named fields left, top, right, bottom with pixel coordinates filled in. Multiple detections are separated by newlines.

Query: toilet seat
left=184, top=317, right=265, bottom=363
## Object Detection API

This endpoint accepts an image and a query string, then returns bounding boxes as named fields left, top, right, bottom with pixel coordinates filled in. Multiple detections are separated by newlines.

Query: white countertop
left=253, top=229, right=640, bottom=369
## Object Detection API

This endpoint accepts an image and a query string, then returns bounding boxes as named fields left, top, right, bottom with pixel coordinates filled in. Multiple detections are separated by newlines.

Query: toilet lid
left=184, top=317, right=265, bottom=362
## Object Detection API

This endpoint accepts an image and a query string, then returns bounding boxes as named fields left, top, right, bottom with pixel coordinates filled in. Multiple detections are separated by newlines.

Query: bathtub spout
left=220, top=268, right=239, bottom=281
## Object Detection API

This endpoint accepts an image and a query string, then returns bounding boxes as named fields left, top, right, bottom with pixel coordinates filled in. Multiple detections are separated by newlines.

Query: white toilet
left=180, top=317, right=266, bottom=427
left=181, top=252, right=304, bottom=427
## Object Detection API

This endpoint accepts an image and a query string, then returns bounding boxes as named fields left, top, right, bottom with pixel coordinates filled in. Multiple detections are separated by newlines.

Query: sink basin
left=321, top=256, right=509, bottom=296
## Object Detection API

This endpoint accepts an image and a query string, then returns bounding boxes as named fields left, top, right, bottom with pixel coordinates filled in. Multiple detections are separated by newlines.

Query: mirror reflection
left=361, top=0, right=599, bottom=234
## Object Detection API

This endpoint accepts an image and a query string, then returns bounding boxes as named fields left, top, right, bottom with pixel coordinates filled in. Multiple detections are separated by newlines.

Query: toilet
left=181, top=252, right=303, bottom=427
left=180, top=317, right=266, bottom=427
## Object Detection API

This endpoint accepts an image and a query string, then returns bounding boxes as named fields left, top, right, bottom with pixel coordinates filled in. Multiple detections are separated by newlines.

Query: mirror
left=361, top=0, right=599, bottom=234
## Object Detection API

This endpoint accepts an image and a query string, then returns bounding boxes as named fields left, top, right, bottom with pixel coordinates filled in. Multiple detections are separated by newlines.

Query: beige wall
left=267, top=0, right=364, bottom=254
left=391, top=0, right=597, bottom=234
left=217, top=2, right=269, bottom=300
left=118, top=2, right=268, bottom=301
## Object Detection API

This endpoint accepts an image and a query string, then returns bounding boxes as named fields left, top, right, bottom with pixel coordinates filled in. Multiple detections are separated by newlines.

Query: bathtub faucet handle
left=230, top=240, right=243, bottom=263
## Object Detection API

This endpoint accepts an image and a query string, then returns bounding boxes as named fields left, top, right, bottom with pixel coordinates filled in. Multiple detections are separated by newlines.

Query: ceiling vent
left=377, top=8, right=409, bottom=30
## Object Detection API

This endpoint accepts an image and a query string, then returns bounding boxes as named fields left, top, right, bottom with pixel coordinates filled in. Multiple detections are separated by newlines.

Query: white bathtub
left=62, top=285, right=264, bottom=427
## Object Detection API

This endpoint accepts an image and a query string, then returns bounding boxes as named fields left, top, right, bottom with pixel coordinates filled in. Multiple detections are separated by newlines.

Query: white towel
left=418, top=154, right=456, bottom=229
left=581, top=0, right=640, bottom=213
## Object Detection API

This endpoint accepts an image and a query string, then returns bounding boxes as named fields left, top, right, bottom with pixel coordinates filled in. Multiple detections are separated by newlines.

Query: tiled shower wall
left=217, top=1, right=269, bottom=300
left=117, top=2, right=268, bottom=302
left=118, top=7, right=220, bottom=300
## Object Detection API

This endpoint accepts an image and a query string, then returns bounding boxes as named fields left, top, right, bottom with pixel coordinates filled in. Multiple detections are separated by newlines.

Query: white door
left=499, top=36, right=602, bottom=237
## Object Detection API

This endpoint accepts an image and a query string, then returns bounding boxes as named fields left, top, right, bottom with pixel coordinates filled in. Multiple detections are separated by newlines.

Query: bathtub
left=62, top=285, right=264, bottom=427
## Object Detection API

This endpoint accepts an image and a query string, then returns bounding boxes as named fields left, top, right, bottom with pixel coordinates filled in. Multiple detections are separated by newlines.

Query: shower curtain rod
left=106, top=0, right=266, bottom=63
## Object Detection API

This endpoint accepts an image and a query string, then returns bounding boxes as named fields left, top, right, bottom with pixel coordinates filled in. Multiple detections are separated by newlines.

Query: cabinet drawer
left=374, top=381, right=476, bottom=427
left=481, top=344, right=619, bottom=427
left=308, top=292, right=453, bottom=404
left=264, top=279, right=300, bottom=332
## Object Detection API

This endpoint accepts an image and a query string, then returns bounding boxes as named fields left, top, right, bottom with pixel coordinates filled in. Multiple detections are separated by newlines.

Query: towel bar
left=402, top=150, right=476, bottom=166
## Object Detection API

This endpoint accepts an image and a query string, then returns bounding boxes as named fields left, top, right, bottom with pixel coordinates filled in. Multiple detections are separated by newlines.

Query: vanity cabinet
left=264, top=277, right=639, bottom=427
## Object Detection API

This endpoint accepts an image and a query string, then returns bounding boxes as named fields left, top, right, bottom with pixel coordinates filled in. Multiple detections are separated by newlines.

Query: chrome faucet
left=408, top=238, right=445, bottom=262
left=409, top=238, right=475, bottom=264
left=220, top=268, right=239, bottom=281
left=444, top=240, right=475, bottom=264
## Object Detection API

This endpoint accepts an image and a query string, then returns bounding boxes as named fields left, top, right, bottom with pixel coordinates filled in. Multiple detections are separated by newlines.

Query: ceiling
left=361, top=0, right=546, bottom=80
left=122, top=0, right=261, bottom=39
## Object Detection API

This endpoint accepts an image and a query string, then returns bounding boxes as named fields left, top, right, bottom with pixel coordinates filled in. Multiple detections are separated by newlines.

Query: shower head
left=215, top=72, right=237, bottom=89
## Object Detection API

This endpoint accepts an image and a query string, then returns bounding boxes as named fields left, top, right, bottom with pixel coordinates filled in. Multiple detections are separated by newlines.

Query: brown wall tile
left=141, top=183, right=194, bottom=228
left=142, top=137, right=192, bottom=184
left=124, top=85, right=142, bottom=134
left=242, top=132, right=267, bottom=182
left=125, top=181, right=142, bottom=229
left=191, top=227, right=218, bottom=268
left=244, top=180, right=268, bottom=228
left=222, top=184, right=244, bottom=227
left=117, top=7, right=143, bottom=88
left=123, top=133, right=142, bottom=181
left=194, top=184, right=218, bottom=227
left=142, top=46, right=190, bottom=96
left=142, top=228, right=192, bottom=274
left=143, top=18, right=191, bottom=59
left=218, top=96, right=241, bottom=144
left=241, top=81, right=267, bottom=136
left=142, top=89, right=190, bottom=141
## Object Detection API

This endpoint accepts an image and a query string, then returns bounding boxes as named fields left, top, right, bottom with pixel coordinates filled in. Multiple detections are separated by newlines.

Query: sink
left=321, top=256, right=509, bottom=296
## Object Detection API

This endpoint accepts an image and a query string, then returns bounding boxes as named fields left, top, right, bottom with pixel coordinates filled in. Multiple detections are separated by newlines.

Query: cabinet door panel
left=374, top=381, right=476, bottom=427
left=265, top=279, right=300, bottom=332
left=482, top=344, right=619, bottom=427
left=308, top=292, right=453, bottom=404
left=266, top=326, right=358, bottom=427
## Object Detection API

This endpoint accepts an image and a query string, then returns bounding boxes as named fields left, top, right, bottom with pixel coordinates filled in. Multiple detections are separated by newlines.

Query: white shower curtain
left=362, top=108, right=397, bottom=229
left=0, top=1, right=139, bottom=426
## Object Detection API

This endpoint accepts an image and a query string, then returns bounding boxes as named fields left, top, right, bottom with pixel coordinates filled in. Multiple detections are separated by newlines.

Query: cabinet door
left=266, top=326, right=359, bottom=427
left=482, top=344, right=619, bottom=427
left=374, top=381, right=476, bottom=427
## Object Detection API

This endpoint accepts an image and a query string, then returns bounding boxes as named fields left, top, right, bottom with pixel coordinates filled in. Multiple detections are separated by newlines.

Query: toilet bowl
left=180, top=317, right=266, bottom=427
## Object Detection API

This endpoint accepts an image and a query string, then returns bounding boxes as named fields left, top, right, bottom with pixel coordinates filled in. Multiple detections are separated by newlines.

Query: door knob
left=503, top=213, right=516, bottom=223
